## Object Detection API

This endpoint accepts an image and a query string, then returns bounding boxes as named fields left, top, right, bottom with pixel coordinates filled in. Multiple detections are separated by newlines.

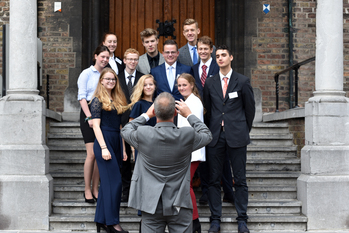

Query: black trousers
left=206, top=130, right=248, bottom=223
left=120, top=142, right=132, bottom=197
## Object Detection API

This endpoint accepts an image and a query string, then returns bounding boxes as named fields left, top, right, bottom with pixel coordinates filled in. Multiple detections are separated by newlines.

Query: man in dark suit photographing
left=121, top=92, right=212, bottom=233
left=203, top=45, right=255, bottom=233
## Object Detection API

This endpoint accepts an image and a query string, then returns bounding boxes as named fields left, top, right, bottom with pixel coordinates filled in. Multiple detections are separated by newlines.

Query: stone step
left=47, top=133, right=294, bottom=147
left=251, top=122, right=290, bottom=134
left=49, top=158, right=300, bottom=173
left=49, top=214, right=307, bottom=231
left=48, top=145, right=298, bottom=160
left=53, top=185, right=296, bottom=200
left=51, top=171, right=300, bottom=186
left=52, top=199, right=302, bottom=215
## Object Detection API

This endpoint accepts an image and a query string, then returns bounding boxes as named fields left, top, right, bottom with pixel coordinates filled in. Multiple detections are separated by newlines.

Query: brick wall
left=38, top=0, right=76, bottom=112
left=251, top=0, right=318, bottom=113
left=0, top=0, right=10, bottom=80
left=287, top=118, right=305, bottom=157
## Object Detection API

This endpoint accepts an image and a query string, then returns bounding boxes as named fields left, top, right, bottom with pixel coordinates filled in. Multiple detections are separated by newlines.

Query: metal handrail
left=274, top=56, right=315, bottom=112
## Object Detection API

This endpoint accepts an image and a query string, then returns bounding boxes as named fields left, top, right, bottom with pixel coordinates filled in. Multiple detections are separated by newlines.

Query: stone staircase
left=47, top=121, right=307, bottom=232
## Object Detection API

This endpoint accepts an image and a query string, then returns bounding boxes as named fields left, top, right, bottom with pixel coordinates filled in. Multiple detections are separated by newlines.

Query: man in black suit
left=203, top=45, right=255, bottom=233
left=192, top=36, right=235, bottom=206
left=118, top=48, right=144, bottom=202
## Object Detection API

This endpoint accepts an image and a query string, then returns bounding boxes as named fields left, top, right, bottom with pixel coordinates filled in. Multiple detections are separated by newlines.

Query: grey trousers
left=141, top=199, right=192, bottom=233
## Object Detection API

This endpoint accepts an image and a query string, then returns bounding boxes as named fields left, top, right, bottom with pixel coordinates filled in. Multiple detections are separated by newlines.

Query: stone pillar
left=297, top=0, right=349, bottom=230
left=0, top=0, right=53, bottom=230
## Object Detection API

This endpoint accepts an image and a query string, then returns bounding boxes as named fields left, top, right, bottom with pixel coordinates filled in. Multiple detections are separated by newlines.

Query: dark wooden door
left=109, top=0, right=215, bottom=57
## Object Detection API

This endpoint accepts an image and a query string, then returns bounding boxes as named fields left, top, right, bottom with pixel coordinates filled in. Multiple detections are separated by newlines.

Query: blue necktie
left=168, top=66, right=174, bottom=91
left=192, top=47, right=198, bottom=65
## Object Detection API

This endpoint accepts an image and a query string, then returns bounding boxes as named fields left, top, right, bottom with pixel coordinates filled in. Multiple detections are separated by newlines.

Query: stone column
left=0, top=0, right=52, bottom=230
left=297, top=0, right=349, bottom=230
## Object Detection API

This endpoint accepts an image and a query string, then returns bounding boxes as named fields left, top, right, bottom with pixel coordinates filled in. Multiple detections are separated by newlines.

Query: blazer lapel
left=161, top=64, right=172, bottom=91
left=212, top=75, right=224, bottom=101
left=141, top=55, right=151, bottom=74
left=183, top=45, right=193, bottom=66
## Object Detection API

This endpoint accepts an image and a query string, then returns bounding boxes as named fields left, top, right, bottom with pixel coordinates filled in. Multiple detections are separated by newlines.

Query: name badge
left=229, top=92, right=238, bottom=99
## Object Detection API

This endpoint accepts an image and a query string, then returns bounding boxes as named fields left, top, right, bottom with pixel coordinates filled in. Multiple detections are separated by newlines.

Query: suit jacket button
left=222, top=113, right=225, bottom=115
left=223, top=103, right=225, bottom=106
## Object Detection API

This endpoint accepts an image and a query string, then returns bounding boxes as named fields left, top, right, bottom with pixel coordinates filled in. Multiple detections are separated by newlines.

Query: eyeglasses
left=104, top=78, right=116, bottom=82
left=126, top=58, right=139, bottom=62
left=163, top=51, right=177, bottom=55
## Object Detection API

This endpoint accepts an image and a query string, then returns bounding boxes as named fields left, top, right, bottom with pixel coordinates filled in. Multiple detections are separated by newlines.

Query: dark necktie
left=201, top=65, right=207, bottom=87
left=127, top=75, right=133, bottom=95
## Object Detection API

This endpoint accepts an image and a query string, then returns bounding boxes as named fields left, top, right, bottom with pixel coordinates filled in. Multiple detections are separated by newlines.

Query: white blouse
left=177, top=93, right=206, bottom=162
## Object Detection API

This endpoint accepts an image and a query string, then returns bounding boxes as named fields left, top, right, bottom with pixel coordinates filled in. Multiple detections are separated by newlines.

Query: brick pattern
left=287, top=118, right=305, bottom=157
left=0, top=0, right=10, bottom=80
left=251, top=0, right=318, bottom=113
left=38, top=0, right=75, bottom=112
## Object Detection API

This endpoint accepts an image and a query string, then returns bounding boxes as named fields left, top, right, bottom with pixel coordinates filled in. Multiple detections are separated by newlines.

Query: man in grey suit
left=178, top=18, right=216, bottom=67
left=121, top=92, right=212, bottom=233
left=137, top=28, right=165, bottom=74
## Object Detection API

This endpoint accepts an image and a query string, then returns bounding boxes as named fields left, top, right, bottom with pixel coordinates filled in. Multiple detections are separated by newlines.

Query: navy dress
left=129, top=99, right=156, bottom=126
left=91, top=97, right=123, bottom=225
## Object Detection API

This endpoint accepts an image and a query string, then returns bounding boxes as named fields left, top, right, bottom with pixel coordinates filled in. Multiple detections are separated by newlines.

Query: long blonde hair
left=130, top=74, right=156, bottom=107
left=93, top=68, right=128, bottom=114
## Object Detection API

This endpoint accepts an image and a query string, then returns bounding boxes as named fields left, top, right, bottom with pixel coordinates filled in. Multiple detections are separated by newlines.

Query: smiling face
left=197, top=42, right=213, bottom=63
left=177, top=77, right=194, bottom=99
left=94, top=51, right=110, bottom=69
left=103, top=34, right=117, bottom=54
left=162, top=44, right=179, bottom=66
left=101, top=71, right=116, bottom=91
left=143, top=77, right=155, bottom=98
left=123, top=53, right=139, bottom=73
left=183, top=23, right=200, bottom=46
left=142, top=35, right=159, bottom=56
left=216, top=49, right=233, bottom=69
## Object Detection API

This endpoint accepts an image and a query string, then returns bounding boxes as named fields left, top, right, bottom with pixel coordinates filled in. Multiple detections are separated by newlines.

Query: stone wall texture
left=0, top=0, right=348, bottom=113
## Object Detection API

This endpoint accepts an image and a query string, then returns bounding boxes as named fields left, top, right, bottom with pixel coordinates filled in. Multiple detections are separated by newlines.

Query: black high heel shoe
left=83, top=192, right=95, bottom=204
left=108, top=225, right=129, bottom=233
left=92, top=193, right=98, bottom=201
left=193, top=218, right=201, bottom=233
left=96, top=222, right=109, bottom=233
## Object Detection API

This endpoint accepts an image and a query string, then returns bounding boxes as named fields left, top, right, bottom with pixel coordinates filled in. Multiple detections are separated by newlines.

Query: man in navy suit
left=192, top=36, right=235, bottom=207
left=151, top=39, right=192, bottom=100
left=204, top=45, right=255, bottom=233
left=178, top=19, right=216, bottom=67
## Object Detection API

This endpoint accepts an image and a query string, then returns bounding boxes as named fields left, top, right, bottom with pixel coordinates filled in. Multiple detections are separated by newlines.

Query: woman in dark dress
left=129, top=74, right=157, bottom=126
left=90, top=68, right=129, bottom=233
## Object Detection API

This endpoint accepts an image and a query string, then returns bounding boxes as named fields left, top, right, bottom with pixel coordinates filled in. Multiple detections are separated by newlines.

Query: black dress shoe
left=198, top=193, right=208, bottom=205
left=84, top=192, right=95, bottom=204
left=208, top=223, right=220, bottom=233
left=96, top=222, right=109, bottom=233
left=108, top=225, right=129, bottom=233
left=192, top=218, right=201, bottom=233
left=238, top=221, right=250, bottom=233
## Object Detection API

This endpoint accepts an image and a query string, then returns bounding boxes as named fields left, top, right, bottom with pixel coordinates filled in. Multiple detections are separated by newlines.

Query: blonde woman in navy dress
left=129, top=74, right=157, bottom=127
left=77, top=45, right=110, bottom=203
left=90, top=68, right=129, bottom=233
left=177, top=73, right=205, bottom=232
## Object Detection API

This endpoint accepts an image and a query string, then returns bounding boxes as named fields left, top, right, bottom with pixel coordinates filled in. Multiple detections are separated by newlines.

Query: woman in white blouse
left=177, top=73, right=205, bottom=233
